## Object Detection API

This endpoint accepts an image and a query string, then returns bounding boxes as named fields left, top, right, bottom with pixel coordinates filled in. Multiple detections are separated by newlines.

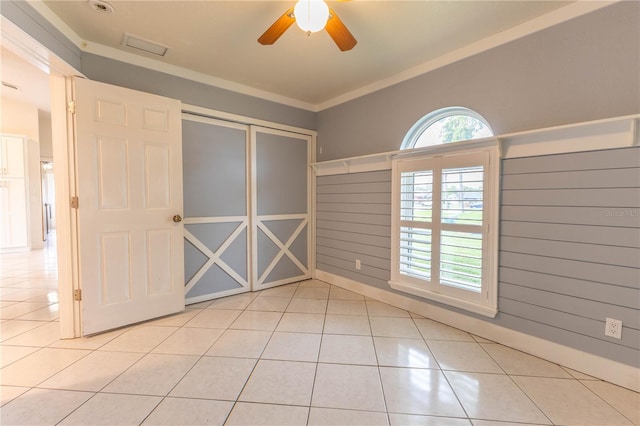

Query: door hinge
left=71, top=196, right=79, bottom=209
left=67, top=100, right=76, bottom=114
left=74, top=289, right=82, bottom=301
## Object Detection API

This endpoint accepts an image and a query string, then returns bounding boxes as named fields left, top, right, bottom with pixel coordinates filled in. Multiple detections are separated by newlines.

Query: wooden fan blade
left=258, top=8, right=295, bottom=45
left=325, top=8, right=357, bottom=51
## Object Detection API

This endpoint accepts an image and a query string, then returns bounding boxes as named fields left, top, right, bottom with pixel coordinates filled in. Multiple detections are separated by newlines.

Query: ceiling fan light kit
left=258, top=0, right=357, bottom=51
left=294, top=0, right=330, bottom=33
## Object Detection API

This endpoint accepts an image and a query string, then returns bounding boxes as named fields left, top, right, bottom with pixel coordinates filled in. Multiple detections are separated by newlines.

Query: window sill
left=388, top=279, right=498, bottom=318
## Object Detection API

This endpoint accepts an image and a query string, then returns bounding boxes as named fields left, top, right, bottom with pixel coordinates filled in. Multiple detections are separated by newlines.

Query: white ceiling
left=36, top=0, right=577, bottom=110
left=9, top=0, right=611, bottom=113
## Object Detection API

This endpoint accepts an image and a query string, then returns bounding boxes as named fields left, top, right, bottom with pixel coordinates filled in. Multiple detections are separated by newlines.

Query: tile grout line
left=575, top=378, right=638, bottom=425
left=474, top=336, right=554, bottom=425
left=365, top=298, right=392, bottom=426
left=148, top=305, right=245, bottom=422
left=409, top=312, right=473, bottom=423
left=305, top=290, right=329, bottom=424
left=3, top=262, right=638, bottom=426
left=222, top=281, right=302, bottom=425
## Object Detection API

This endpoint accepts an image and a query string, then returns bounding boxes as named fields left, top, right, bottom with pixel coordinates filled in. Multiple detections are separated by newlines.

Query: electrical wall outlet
left=605, top=318, right=622, bottom=339
left=355, top=259, right=361, bottom=270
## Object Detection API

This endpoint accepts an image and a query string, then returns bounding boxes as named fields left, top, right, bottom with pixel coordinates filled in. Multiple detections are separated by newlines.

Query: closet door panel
left=183, top=121, right=247, bottom=217
left=255, top=132, right=308, bottom=215
left=182, top=116, right=250, bottom=304
left=252, top=127, right=311, bottom=290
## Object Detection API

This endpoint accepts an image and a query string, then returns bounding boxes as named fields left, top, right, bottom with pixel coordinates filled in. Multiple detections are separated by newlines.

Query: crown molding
left=82, top=41, right=317, bottom=111
left=27, top=0, right=83, bottom=47
left=0, top=15, right=79, bottom=77
left=27, top=0, right=619, bottom=112
left=26, top=0, right=317, bottom=111
left=315, top=1, right=618, bottom=111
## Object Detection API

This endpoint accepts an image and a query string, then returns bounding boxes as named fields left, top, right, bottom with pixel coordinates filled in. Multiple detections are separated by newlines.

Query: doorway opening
left=41, top=161, right=55, bottom=239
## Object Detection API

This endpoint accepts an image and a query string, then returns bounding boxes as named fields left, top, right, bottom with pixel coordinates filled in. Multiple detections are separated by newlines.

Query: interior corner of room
left=1, top=0, right=638, bottom=394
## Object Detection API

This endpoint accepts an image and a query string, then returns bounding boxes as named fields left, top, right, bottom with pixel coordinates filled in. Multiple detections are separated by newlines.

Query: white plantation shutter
left=400, top=169, right=434, bottom=281
left=439, top=164, right=484, bottom=293
left=390, top=144, right=499, bottom=318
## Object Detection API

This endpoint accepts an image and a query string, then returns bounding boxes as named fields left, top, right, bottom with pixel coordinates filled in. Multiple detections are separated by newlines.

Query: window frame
left=401, top=106, right=494, bottom=150
left=390, top=140, right=500, bottom=318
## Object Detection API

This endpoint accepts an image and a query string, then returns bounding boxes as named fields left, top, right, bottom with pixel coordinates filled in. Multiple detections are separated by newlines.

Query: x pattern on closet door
left=182, top=115, right=312, bottom=304
left=252, top=127, right=312, bottom=291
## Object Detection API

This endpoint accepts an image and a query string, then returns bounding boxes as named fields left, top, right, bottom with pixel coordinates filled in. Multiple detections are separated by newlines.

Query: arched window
left=391, top=106, right=499, bottom=317
left=401, top=107, right=493, bottom=149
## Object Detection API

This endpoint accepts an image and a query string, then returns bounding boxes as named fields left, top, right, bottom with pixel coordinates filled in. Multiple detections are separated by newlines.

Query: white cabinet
left=0, top=135, right=29, bottom=251
left=0, top=136, right=26, bottom=178
left=0, top=179, right=28, bottom=248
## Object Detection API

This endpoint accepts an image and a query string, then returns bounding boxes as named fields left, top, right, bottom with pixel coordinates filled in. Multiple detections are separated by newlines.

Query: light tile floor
left=1, top=241, right=638, bottom=425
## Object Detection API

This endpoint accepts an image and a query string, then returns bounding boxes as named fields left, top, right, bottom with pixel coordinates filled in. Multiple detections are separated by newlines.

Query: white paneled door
left=73, top=78, right=184, bottom=335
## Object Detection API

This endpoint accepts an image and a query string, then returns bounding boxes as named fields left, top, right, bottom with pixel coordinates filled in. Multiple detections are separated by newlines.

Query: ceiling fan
left=258, top=0, right=357, bottom=51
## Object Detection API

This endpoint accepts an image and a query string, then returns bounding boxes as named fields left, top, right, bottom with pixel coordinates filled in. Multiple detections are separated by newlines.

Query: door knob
left=172, top=215, right=182, bottom=223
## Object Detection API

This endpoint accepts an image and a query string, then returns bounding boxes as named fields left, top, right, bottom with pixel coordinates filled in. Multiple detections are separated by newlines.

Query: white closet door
left=182, top=115, right=250, bottom=304
left=251, top=126, right=312, bottom=290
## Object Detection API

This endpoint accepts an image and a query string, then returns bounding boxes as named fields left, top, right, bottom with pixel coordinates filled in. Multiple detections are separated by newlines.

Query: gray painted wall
left=6, top=0, right=638, bottom=367
left=80, top=53, right=316, bottom=131
left=316, top=2, right=640, bottom=161
left=317, top=170, right=392, bottom=290
left=1, top=1, right=82, bottom=71
left=498, top=147, right=640, bottom=367
left=5, top=1, right=636, bottom=145
left=1, top=2, right=315, bottom=131
left=316, top=147, right=640, bottom=367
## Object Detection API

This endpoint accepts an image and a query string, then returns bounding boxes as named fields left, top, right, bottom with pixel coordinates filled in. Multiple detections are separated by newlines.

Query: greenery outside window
left=401, top=106, right=493, bottom=149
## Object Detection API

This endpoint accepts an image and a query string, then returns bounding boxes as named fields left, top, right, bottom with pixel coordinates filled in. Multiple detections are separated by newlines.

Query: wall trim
left=25, top=1, right=316, bottom=112
left=27, top=0, right=618, bottom=112
left=0, top=15, right=80, bottom=77
left=311, top=115, right=640, bottom=176
left=315, top=1, right=618, bottom=111
left=50, top=76, right=80, bottom=339
left=185, top=286, right=248, bottom=306
left=183, top=104, right=317, bottom=138
left=498, top=114, right=639, bottom=158
left=83, top=43, right=317, bottom=112
left=315, top=269, right=640, bottom=392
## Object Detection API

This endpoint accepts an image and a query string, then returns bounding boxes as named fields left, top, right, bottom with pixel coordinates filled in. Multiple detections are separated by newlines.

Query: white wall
left=1, top=97, right=39, bottom=140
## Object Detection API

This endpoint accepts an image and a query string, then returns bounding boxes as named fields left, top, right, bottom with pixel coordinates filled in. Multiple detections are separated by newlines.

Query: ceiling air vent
left=122, top=33, right=169, bottom=57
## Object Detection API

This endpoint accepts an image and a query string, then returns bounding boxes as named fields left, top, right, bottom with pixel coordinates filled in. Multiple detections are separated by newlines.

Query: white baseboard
left=315, top=269, right=640, bottom=392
